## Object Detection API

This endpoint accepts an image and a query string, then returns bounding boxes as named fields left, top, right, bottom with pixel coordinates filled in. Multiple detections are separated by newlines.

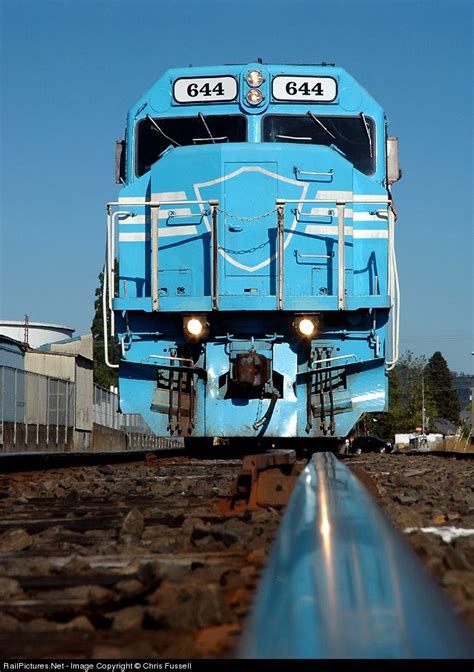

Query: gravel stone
left=27, top=618, right=56, bottom=632
left=43, top=585, right=115, bottom=606
left=120, top=508, right=144, bottom=543
left=114, top=579, right=145, bottom=598
left=112, top=605, right=144, bottom=631
left=139, top=560, right=191, bottom=585
left=147, top=582, right=236, bottom=628
left=0, top=613, right=20, bottom=632
left=0, top=577, right=23, bottom=598
left=97, top=465, right=113, bottom=475
left=0, top=528, right=32, bottom=552
left=61, top=615, right=95, bottom=632
left=395, top=494, right=419, bottom=505
left=246, top=548, right=267, bottom=566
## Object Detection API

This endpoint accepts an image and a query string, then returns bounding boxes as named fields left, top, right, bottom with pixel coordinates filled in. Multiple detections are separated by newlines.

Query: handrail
left=104, top=207, right=119, bottom=369
left=109, top=211, right=130, bottom=336
left=104, top=199, right=220, bottom=367
left=386, top=207, right=400, bottom=370
left=337, top=201, right=345, bottom=310
left=105, top=195, right=395, bottom=372
left=151, top=204, right=160, bottom=311
left=210, top=200, right=219, bottom=310
left=102, top=257, right=118, bottom=369
left=276, top=197, right=391, bottom=314
left=241, top=452, right=474, bottom=659
left=276, top=201, right=285, bottom=310
left=107, top=199, right=215, bottom=206
left=294, top=166, right=334, bottom=178
left=279, top=196, right=390, bottom=204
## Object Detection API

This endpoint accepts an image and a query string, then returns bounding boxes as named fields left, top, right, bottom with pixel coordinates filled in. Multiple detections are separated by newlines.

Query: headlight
left=246, top=88, right=263, bottom=105
left=184, top=316, right=207, bottom=339
left=296, top=317, right=317, bottom=338
left=246, top=70, right=264, bottom=87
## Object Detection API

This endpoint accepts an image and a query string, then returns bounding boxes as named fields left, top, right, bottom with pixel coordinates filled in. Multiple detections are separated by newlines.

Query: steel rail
left=241, top=452, right=474, bottom=659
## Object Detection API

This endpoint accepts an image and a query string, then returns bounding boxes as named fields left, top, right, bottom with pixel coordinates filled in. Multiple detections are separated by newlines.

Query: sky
left=0, top=0, right=473, bottom=373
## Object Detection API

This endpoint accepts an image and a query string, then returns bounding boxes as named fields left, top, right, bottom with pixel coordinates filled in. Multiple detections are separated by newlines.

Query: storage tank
left=0, top=320, right=75, bottom=348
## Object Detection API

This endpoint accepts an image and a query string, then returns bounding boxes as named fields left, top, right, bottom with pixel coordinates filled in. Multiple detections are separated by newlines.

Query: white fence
left=0, top=366, right=182, bottom=450
left=93, top=383, right=154, bottom=433
left=0, top=365, right=75, bottom=447
left=93, top=384, right=183, bottom=450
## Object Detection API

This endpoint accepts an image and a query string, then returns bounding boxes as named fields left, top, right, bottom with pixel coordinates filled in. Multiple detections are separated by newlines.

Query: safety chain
left=218, top=240, right=270, bottom=255
left=216, top=206, right=277, bottom=222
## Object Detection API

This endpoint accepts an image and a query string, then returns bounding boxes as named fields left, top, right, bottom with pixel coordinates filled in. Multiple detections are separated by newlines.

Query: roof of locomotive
left=127, top=63, right=382, bottom=120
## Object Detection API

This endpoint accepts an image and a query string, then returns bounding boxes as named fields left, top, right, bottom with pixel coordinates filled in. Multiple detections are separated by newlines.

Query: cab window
left=136, top=114, right=247, bottom=177
left=262, top=114, right=375, bottom=175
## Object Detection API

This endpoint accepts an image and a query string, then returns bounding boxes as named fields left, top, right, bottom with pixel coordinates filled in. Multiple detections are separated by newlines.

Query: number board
left=173, top=76, right=238, bottom=104
left=272, top=76, right=337, bottom=103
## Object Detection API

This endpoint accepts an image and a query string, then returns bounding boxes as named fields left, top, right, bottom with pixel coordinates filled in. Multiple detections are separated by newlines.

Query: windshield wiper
left=330, top=143, right=348, bottom=158
left=275, top=134, right=312, bottom=143
left=198, top=112, right=216, bottom=144
left=146, top=114, right=182, bottom=147
left=360, top=112, right=373, bottom=158
left=307, top=111, right=336, bottom=141
left=193, top=136, right=228, bottom=144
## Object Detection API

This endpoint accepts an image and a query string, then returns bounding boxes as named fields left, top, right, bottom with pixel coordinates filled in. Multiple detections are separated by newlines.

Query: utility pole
left=23, top=314, right=29, bottom=347
left=471, top=353, right=473, bottom=441
left=421, top=373, right=426, bottom=445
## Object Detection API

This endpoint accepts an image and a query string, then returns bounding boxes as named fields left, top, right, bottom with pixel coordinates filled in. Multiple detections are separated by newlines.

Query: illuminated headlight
left=184, top=317, right=207, bottom=339
left=247, top=70, right=264, bottom=87
left=246, top=88, right=263, bottom=105
left=296, top=317, right=317, bottom=338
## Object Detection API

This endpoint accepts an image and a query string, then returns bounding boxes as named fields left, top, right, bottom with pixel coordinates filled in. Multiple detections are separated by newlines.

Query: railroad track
left=242, top=451, right=474, bottom=658
left=0, top=449, right=472, bottom=658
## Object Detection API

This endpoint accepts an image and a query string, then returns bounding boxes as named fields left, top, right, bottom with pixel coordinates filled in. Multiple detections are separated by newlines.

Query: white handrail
left=104, top=208, right=119, bottom=369
left=386, top=208, right=400, bottom=370
left=337, top=201, right=345, bottom=310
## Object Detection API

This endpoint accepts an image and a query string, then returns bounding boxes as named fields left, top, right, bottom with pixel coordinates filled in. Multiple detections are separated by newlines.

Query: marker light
left=297, top=317, right=317, bottom=338
left=185, top=317, right=205, bottom=338
left=246, top=88, right=263, bottom=105
left=247, top=70, right=264, bottom=87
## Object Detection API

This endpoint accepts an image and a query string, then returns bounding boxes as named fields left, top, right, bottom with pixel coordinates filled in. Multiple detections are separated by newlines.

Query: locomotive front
left=105, top=63, right=401, bottom=441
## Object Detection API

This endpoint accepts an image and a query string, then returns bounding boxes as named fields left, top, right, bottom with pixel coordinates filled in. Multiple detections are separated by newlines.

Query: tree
left=361, top=350, right=461, bottom=439
left=392, top=351, right=437, bottom=430
left=360, top=351, right=437, bottom=439
left=424, top=351, right=461, bottom=423
left=90, top=266, right=119, bottom=389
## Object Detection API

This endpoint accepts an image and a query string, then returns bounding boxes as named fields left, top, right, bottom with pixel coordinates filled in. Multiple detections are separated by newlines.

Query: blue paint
left=111, top=64, right=398, bottom=439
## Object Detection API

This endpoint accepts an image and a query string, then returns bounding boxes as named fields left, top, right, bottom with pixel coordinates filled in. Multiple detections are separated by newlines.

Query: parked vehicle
left=351, top=436, right=393, bottom=454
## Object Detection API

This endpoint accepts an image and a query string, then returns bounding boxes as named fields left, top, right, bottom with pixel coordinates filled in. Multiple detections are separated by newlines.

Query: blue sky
left=0, top=0, right=472, bottom=373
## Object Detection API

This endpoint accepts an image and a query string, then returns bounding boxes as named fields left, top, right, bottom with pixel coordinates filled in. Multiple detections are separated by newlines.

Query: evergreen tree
left=91, top=266, right=119, bottom=389
left=394, top=351, right=436, bottom=429
left=362, top=351, right=437, bottom=438
left=424, top=351, right=461, bottom=423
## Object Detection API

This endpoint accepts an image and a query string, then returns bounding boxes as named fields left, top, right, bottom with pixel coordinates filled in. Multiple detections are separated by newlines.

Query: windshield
left=136, top=114, right=247, bottom=176
left=262, top=114, right=375, bottom=175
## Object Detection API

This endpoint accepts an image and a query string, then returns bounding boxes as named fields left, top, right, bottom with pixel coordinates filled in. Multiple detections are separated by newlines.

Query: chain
left=216, top=206, right=277, bottom=222
left=215, top=205, right=276, bottom=255
left=218, top=240, right=269, bottom=255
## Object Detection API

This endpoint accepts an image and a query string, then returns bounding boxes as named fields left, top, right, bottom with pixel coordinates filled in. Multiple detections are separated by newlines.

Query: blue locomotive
left=104, top=62, right=401, bottom=442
